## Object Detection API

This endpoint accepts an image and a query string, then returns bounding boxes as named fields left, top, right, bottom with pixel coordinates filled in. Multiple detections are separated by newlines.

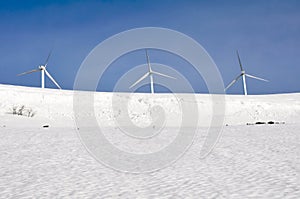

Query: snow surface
left=0, top=84, right=300, bottom=198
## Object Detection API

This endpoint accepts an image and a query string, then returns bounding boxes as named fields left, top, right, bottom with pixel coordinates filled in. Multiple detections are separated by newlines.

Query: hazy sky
left=0, top=0, right=299, bottom=94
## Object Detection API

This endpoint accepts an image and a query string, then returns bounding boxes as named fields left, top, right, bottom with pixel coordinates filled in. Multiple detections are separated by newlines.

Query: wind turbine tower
left=225, top=50, right=268, bottom=95
left=17, top=51, right=61, bottom=89
left=130, top=49, right=176, bottom=94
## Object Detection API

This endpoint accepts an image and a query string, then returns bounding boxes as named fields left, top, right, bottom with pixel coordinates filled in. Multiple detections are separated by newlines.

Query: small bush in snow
left=11, top=105, right=36, bottom=117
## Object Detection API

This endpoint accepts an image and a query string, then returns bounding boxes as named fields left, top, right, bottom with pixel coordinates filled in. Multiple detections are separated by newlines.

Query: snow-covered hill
left=0, top=84, right=299, bottom=128
left=1, top=84, right=300, bottom=198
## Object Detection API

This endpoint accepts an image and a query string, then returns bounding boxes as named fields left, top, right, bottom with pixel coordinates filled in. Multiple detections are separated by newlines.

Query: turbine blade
left=152, top=71, right=176, bottom=79
left=145, top=49, right=152, bottom=72
left=44, top=50, right=53, bottom=67
left=44, top=69, right=61, bottom=89
left=17, top=69, right=40, bottom=76
left=225, top=74, right=243, bottom=90
left=129, top=72, right=150, bottom=89
left=245, top=74, right=269, bottom=82
left=236, top=50, right=244, bottom=71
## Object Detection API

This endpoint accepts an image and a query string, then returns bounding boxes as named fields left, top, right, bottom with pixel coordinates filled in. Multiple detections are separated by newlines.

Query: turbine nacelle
left=39, top=65, right=46, bottom=70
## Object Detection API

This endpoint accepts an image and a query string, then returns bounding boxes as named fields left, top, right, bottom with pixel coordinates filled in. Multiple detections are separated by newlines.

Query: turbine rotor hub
left=39, top=65, right=46, bottom=70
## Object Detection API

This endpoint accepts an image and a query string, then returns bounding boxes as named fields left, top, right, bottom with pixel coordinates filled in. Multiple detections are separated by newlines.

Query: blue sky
left=0, top=0, right=299, bottom=94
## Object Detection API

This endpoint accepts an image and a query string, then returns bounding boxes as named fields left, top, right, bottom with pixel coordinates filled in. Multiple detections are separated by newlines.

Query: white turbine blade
left=236, top=50, right=244, bottom=71
left=44, top=50, right=53, bottom=67
left=129, top=72, right=150, bottom=89
left=17, top=69, right=40, bottom=76
left=44, top=69, right=61, bottom=89
left=152, top=71, right=176, bottom=79
left=145, top=49, right=152, bottom=72
left=225, top=74, right=243, bottom=90
left=245, top=74, right=269, bottom=82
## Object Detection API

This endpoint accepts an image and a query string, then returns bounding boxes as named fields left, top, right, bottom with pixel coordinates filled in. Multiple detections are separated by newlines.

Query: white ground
left=0, top=84, right=300, bottom=198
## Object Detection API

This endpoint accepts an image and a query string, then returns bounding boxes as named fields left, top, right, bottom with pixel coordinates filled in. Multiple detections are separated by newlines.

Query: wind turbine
left=225, top=50, right=268, bottom=95
left=17, top=51, right=61, bottom=89
left=129, top=49, right=176, bottom=94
